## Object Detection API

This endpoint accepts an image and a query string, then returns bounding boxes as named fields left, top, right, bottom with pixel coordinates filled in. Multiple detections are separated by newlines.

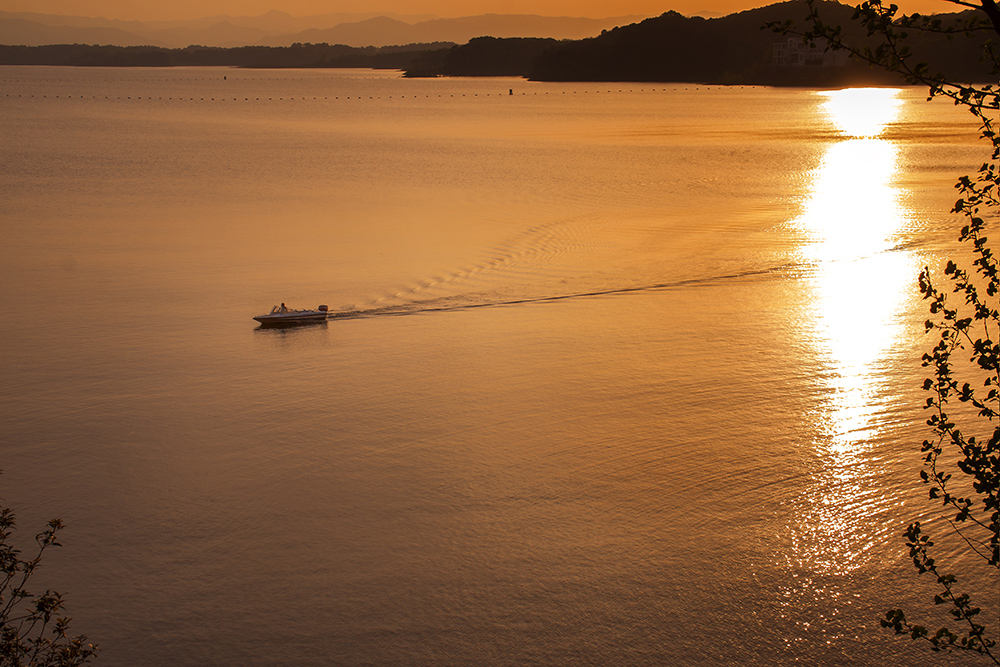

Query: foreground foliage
left=772, top=0, right=1000, bottom=662
left=0, top=492, right=97, bottom=667
left=909, top=163, right=1000, bottom=663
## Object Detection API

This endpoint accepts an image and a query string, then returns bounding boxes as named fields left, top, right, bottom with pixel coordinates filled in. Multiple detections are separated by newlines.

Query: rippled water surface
left=0, top=67, right=994, bottom=666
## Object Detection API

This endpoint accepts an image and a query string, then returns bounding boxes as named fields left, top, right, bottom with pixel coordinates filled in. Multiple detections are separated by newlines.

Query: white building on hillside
left=772, top=37, right=849, bottom=67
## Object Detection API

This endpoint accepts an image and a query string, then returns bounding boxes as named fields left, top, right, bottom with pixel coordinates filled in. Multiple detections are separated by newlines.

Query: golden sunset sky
left=2, top=0, right=958, bottom=20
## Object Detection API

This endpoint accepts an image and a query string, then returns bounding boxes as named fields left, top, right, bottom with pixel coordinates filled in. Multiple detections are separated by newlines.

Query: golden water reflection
left=789, top=88, right=914, bottom=577
left=802, top=136, right=911, bottom=452
left=820, top=87, right=903, bottom=138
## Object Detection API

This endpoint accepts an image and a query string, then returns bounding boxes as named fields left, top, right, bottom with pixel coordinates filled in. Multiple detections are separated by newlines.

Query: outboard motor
left=318, top=305, right=329, bottom=312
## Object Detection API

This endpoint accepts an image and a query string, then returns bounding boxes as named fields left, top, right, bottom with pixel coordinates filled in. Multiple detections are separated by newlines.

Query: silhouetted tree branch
left=0, top=475, right=97, bottom=667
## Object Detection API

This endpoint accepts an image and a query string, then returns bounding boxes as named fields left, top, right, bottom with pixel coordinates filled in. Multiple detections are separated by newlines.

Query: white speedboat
left=253, top=304, right=329, bottom=326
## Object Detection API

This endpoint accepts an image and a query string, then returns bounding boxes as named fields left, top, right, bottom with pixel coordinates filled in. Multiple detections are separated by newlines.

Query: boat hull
left=253, top=312, right=328, bottom=327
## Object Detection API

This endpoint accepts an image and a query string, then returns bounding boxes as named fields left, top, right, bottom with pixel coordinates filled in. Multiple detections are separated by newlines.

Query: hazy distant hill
left=0, top=17, right=171, bottom=47
left=257, top=14, right=647, bottom=47
left=0, top=10, right=644, bottom=48
left=0, top=9, right=436, bottom=36
left=138, top=10, right=438, bottom=33
left=259, top=16, right=418, bottom=48
left=137, top=21, right=273, bottom=49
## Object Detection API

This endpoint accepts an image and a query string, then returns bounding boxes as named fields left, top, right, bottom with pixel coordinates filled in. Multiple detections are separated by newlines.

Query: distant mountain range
left=0, top=10, right=647, bottom=49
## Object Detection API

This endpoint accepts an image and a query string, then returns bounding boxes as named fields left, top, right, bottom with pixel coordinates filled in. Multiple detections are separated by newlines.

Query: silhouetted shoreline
left=0, top=42, right=453, bottom=70
left=1, top=0, right=991, bottom=87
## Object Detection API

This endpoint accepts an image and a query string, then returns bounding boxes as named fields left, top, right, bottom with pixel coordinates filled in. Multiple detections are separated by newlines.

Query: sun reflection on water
left=788, top=88, right=915, bottom=579
left=802, top=134, right=911, bottom=453
left=820, top=87, right=903, bottom=138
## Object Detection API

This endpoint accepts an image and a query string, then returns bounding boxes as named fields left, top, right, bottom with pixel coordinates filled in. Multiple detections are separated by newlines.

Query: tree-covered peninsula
left=409, top=1, right=994, bottom=85
left=0, top=42, right=454, bottom=69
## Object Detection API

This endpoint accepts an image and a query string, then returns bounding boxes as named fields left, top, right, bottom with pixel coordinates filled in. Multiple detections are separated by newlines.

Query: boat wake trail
left=328, top=261, right=809, bottom=320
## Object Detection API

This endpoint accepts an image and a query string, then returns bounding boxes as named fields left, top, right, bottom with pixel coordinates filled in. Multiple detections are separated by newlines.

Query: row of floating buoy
left=2, top=87, right=749, bottom=101
left=0, top=74, right=757, bottom=88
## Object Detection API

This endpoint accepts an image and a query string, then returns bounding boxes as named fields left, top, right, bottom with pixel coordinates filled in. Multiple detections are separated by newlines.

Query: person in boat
left=279, top=302, right=287, bottom=313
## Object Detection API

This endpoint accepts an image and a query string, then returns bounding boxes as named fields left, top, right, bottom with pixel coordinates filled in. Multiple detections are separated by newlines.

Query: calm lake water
left=0, top=67, right=995, bottom=666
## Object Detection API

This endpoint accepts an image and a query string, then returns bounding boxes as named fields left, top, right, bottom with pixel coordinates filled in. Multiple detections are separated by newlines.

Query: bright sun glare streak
left=818, top=87, right=904, bottom=138
left=804, top=137, right=911, bottom=427
left=800, top=88, right=909, bottom=450
left=788, top=88, right=913, bottom=577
